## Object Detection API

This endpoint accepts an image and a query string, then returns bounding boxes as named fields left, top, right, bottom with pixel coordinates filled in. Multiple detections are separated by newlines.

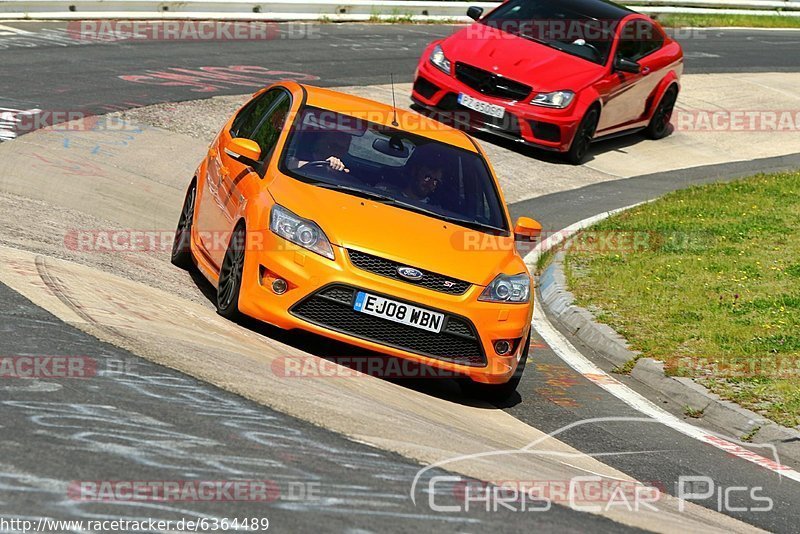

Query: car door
left=596, top=19, right=665, bottom=132
left=195, top=88, right=285, bottom=267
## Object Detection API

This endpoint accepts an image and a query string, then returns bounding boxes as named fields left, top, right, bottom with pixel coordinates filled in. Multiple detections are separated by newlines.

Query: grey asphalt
left=2, top=20, right=800, bottom=533
left=1, top=22, right=799, bottom=116
left=0, top=282, right=639, bottom=533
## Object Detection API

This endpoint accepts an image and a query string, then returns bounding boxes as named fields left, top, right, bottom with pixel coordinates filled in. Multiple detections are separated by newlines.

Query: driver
left=296, top=131, right=351, bottom=173
left=404, top=164, right=442, bottom=202
left=401, top=144, right=447, bottom=203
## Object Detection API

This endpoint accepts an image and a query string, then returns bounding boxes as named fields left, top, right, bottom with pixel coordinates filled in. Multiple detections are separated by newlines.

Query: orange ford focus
left=171, top=81, right=542, bottom=399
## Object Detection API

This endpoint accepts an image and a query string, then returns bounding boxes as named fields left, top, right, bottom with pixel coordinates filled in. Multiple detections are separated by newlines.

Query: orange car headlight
left=270, top=204, right=334, bottom=260
left=479, top=273, right=531, bottom=303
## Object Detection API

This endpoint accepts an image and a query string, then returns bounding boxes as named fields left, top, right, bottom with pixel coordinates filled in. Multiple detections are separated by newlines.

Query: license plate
left=458, top=93, right=505, bottom=119
left=354, top=292, right=444, bottom=333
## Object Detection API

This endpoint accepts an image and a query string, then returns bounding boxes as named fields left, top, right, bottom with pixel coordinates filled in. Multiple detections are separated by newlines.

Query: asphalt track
left=1, top=20, right=800, bottom=533
left=1, top=23, right=800, bottom=115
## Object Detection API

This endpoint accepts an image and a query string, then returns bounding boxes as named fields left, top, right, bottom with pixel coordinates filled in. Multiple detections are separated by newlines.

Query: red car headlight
left=531, top=90, right=575, bottom=109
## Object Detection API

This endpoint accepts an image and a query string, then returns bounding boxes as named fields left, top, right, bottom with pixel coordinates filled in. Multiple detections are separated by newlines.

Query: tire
left=171, top=180, right=196, bottom=270
left=645, top=86, right=678, bottom=140
left=217, top=223, right=246, bottom=319
left=461, top=333, right=531, bottom=403
left=566, top=107, right=599, bottom=165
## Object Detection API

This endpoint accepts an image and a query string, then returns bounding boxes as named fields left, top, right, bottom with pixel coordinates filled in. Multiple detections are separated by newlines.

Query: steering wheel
left=304, top=160, right=334, bottom=168
left=577, top=41, right=602, bottom=62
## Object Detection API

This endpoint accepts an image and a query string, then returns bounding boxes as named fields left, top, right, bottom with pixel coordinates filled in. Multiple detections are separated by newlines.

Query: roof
left=487, top=0, right=634, bottom=22
left=550, top=0, right=634, bottom=21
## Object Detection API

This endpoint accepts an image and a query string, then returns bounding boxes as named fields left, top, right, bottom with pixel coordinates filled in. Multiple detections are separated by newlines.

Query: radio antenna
left=390, top=73, right=399, bottom=127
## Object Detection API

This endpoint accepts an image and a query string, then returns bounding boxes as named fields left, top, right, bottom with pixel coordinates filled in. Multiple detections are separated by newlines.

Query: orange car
left=171, top=81, right=542, bottom=399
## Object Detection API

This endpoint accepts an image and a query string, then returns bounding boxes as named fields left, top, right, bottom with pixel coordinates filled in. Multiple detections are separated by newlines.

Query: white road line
left=0, top=24, right=32, bottom=35
left=524, top=205, right=800, bottom=483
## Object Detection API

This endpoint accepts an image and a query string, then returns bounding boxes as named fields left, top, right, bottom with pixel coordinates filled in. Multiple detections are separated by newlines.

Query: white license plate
left=354, top=292, right=444, bottom=333
left=458, top=93, right=505, bottom=119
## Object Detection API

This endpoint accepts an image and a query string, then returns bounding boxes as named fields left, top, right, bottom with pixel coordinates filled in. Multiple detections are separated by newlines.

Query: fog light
left=272, top=278, right=288, bottom=295
left=494, top=340, right=512, bottom=355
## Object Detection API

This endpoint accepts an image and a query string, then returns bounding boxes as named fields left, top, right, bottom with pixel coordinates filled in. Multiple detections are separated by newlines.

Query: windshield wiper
left=307, top=181, right=397, bottom=203
left=389, top=201, right=507, bottom=235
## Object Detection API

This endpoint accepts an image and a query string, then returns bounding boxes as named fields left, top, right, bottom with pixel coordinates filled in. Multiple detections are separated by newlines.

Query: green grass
left=655, top=13, right=800, bottom=28
left=535, top=245, right=558, bottom=275
left=565, top=171, right=800, bottom=427
left=684, top=406, right=705, bottom=419
left=368, top=11, right=415, bottom=24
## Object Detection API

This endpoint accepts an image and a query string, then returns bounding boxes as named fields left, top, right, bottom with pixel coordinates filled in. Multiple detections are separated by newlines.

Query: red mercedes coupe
left=412, top=0, right=683, bottom=164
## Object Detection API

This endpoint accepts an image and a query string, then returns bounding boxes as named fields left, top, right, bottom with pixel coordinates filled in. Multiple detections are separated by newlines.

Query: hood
left=269, top=176, right=522, bottom=286
left=443, top=24, right=605, bottom=94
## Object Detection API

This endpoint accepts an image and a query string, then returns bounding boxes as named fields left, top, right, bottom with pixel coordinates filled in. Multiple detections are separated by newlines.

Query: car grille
left=347, top=249, right=471, bottom=296
left=454, top=62, right=532, bottom=101
left=413, top=76, right=440, bottom=99
left=290, top=285, right=486, bottom=367
left=530, top=120, right=561, bottom=142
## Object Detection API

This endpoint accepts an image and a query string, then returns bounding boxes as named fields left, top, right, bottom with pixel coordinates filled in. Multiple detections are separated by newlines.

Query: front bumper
left=412, top=59, right=583, bottom=152
left=236, top=232, right=532, bottom=384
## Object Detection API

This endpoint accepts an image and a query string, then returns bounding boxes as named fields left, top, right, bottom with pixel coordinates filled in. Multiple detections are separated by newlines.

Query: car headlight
left=270, top=204, right=334, bottom=260
left=479, top=273, right=531, bottom=303
left=429, top=44, right=451, bottom=75
left=531, top=90, right=575, bottom=109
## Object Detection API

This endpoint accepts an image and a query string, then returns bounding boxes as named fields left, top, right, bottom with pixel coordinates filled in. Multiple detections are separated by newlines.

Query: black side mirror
left=614, top=56, right=641, bottom=74
left=467, top=6, right=484, bottom=20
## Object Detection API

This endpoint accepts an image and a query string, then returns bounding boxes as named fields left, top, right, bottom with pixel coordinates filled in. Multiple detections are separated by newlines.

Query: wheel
left=171, top=180, right=196, bottom=270
left=461, top=333, right=531, bottom=403
left=217, top=223, right=246, bottom=319
left=645, top=86, right=678, bottom=140
left=566, top=108, right=599, bottom=165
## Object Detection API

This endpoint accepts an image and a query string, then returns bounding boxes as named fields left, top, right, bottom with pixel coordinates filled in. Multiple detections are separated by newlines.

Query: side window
left=250, top=94, right=291, bottom=165
left=617, top=20, right=663, bottom=62
left=231, top=89, right=282, bottom=138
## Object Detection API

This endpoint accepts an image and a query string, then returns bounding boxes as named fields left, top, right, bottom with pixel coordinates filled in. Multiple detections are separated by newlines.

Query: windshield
left=280, top=107, right=509, bottom=234
left=481, top=0, right=619, bottom=65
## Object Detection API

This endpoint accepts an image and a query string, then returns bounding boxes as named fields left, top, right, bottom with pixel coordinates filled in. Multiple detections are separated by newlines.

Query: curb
left=539, top=248, right=800, bottom=465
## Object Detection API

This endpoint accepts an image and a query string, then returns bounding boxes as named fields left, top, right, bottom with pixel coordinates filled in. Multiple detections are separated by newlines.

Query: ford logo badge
left=397, top=266, right=423, bottom=281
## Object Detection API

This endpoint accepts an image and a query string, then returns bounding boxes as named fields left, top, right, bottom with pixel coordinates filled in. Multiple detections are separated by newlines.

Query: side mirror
left=467, top=6, right=484, bottom=20
left=613, top=56, right=641, bottom=74
left=514, top=217, right=542, bottom=242
left=227, top=137, right=261, bottom=164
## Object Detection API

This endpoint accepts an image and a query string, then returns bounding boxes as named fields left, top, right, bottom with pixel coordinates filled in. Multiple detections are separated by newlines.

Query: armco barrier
left=0, top=0, right=798, bottom=21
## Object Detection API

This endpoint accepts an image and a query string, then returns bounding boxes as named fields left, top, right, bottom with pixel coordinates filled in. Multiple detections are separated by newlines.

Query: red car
left=411, top=0, right=683, bottom=164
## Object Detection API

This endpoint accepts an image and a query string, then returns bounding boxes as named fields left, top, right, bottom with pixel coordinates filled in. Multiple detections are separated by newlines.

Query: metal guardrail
left=0, top=0, right=798, bottom=20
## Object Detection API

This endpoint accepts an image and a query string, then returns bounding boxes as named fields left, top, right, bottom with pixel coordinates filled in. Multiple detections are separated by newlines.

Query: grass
left=684, top=406, right=705, bottom=419
left=320, top=12, right=799, bottom=28
left=741, top=426, right=761, bottom=442
left=535, top=245, right=558, bottom=275
left=564, top=171, right=800, bottom=428
left=655, top=13, right=800, bottom=29
left=368, top=11, right=415, bottom=24
left=318, top=12, right=460, bottom=24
